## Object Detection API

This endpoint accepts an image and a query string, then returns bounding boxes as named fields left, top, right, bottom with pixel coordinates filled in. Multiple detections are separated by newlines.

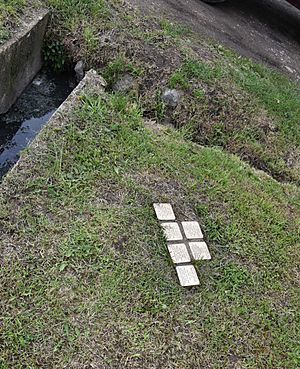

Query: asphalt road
left=128, top=0, right=300, bottom=80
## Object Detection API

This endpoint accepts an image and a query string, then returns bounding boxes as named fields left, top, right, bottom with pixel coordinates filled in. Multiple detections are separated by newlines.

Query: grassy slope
left=1, top=1, right=300, bottom=368
left=0, top=93, right=299, bottom=368
left=167, top=52, right=300, bottom=183
left=42, top=0, right=300, bottom=184
left=2, top=0, right=299, bottom=181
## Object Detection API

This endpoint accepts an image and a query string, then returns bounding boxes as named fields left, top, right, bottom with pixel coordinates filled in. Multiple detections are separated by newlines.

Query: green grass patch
left=46, top=0, right=110, bottom=26
left=102, top=55, right=143, bottom=87
left=0, top=92, right=299, bottom=368
left=168, top=52, right=300, bottom=183
left=169, top=70, right=190, bottom=89
left=168, top=58, right=224, bottom=87
left=228, top=56, right=300, bottom=146
left=159, top=18, right=189, bottom=38
left=181, top=58, right=224, bottom=83
left=1, top=1, right=300, bottom=366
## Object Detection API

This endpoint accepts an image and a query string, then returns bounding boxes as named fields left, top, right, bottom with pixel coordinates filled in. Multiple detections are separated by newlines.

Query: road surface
left=128, top=0, right=300, bottom=80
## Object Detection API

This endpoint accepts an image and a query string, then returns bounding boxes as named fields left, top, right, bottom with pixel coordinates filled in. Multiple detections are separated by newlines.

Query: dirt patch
left=128, top=171, right=199, bottom=220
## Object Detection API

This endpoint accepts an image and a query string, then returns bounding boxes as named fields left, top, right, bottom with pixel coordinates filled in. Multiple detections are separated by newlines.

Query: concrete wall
left=0, top=9, right=49, bottom=114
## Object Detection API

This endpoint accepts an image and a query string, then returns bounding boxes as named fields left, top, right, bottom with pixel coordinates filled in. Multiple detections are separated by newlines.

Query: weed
left=0, top=27, right=10, bottom=44
left=154, top=90, right=166, bottom=120
left=83, top=25, right=98, bottom=53
left=102, top=55, right=143, bottom=87
left=169, top=71, right=189, bottom=89
left=43, top=38, right=66, bottom=71
left=192, top=88, right=205, bottom=100
left=159, top=18, right=189, bottom=37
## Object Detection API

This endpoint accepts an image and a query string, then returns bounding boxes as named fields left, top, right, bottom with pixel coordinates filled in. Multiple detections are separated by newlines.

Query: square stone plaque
left=189, top=241, right=211, bottom=260
left=182, top=221, right=203, bottom=239
left=161, top=222, right=183, bottom=241
left=167, top=243, right=191, bottom=264
left=176, top=265, right=200, bottom=287
left=153, top=203, right=176, bottom=221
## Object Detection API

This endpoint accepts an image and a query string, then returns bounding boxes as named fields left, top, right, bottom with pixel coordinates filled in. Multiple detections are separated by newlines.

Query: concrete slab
left=189, top=241, right=211, bottom=260
left=153, top=203, right=175, bottom=220
left=176, top=265, right=200, bottom=287
left=161, top=222, right=183, bottom=241
left=167, top=243, right=191, bottom=264
left=182, top=221, right=203, bottom=239
left=0, top=9, right=50, bottom=114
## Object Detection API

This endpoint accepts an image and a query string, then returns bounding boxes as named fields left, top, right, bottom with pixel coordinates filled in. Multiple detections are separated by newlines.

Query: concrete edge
left=0, top=8, right=49, bottom=52
left=0, top=8, right=50, bottom=113
left=1, top=70, right=107, bottom=184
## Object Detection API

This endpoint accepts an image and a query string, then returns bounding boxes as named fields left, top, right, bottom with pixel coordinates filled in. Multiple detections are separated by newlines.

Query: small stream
left=0, top=68, right=76, bottom=179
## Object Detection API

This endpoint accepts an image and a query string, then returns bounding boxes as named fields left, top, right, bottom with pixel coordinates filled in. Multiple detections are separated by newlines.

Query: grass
left=0, top=92, right=299, bottom=368
left=1, top=0, right=300, bottom=367
left=166, top=55, right=300, bottom=183
left=102, top=56, right=143, bottom=88
left=229, top=56, right=300, bottom=145
left=159, top=18, right=189, bottom=38
left=2, top=0, right=300, bottom=183
left=45, top=0, right=112, bottom=34
left=42, top=0, right=300, bottom=183
left=0, top=0, right=26, bottom=43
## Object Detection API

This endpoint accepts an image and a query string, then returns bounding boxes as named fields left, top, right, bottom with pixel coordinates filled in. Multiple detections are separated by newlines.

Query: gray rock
left=162, top=89, right=181, bottom=108
left=112, top=74, right=134, bottom=92
left=74, top=60, right=85, bottom=82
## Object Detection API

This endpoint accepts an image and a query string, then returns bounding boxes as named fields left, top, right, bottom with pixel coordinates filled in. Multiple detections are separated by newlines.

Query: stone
left=284, top=65, right=294, bottom=74
left=189, top=241, right=211, bottom=260
left=161, top=222, right=183, bottom=241
left=167, top=243, right=191, bottom=264
left=182, top=221, right=203, bottom=239
left=176, top=265, right=200, bottom=287
left=74, top=60, right=85, bottom=82
left=161, top=89, right=181, bottom=108
left=112, top=74, right=134, bottom=92
left=153, top=203, right=175, bottom=220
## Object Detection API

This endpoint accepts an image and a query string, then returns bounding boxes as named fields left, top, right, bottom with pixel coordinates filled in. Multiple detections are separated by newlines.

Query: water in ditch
left=0, top=68, right=76, bottom=179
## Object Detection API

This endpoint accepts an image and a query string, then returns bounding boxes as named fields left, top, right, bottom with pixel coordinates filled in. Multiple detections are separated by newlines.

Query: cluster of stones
left=153, top=203, right=211, bottom=287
